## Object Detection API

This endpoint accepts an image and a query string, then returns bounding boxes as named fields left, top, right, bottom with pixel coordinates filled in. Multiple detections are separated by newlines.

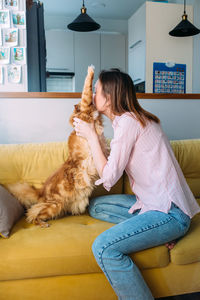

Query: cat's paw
left=88, top=64, right=95, bottom=71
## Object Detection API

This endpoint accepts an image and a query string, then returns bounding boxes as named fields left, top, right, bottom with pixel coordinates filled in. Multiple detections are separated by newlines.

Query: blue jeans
left=88, top=194, right=191, bottom=300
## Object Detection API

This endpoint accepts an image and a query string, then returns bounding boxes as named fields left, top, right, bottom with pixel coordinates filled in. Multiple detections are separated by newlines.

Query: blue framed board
left=153, top=62, right=186, bottom=94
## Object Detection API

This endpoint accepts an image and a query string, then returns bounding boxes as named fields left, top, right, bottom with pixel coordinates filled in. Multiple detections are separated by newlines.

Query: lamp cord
left=184, top=0, right=186, bottom=14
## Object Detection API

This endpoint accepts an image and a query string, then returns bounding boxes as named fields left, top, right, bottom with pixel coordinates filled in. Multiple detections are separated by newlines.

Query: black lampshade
left=169, top=0, right=200, bottom=37
left=169, top=14, right=200, bottom=37
left=67, top=1, right=101, bottom=32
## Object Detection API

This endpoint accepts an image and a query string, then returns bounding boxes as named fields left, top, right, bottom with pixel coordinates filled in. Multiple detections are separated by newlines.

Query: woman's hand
left=73, top=117, right=107, bottom=177
left=73, top=117, right=96, bottom=141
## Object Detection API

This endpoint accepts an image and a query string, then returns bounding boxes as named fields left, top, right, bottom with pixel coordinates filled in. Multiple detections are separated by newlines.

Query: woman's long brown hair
left=99, top=69, right=160, bottom=127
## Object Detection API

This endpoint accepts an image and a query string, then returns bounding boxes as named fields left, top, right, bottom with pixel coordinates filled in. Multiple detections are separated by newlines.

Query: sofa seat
left=170, top=211, right=200, bottom=265
left=0, top=213, right=170, bottom=282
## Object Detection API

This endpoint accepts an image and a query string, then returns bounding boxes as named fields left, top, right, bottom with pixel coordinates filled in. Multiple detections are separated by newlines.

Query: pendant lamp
left=67, top=0, right=101, bottom=32
left=169, top=0, right=200, bottom=37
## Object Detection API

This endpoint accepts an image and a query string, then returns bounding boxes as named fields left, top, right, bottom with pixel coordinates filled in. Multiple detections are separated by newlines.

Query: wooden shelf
left=0, top=92, right=200, bottom=99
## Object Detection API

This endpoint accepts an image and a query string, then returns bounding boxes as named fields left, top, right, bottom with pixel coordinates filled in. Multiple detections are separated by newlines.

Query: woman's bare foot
left=165, top=240, right=177, bottom=250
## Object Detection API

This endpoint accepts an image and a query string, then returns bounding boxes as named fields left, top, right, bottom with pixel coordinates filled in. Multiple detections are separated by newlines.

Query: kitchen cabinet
left=128, top=41, right=145, bottom=85
left=128, top=3, right=146, bottom=85
left=45, top=31, right=126, bottom=92
left=74, top=32, right=101, bottom=92
left=46, top=30, right=74, bottom=72
left=100, top=34, right=126, bottom=72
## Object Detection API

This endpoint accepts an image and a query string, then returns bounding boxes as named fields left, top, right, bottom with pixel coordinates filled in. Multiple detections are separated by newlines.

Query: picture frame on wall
left=7, top=64, right=21, bottom=83
left=4, top=0, right=19, bottom=10
left=0, top=65, right=3, bottom=83
left=0, top=10, right=10, bottom=28
left=3, top=27, right=18, bottom=46
left=0, top=29, right=2, bottom=45
left=0, top=46, right=10, bottom=64
left=12, top=11, right=26, bottom=28
left=12, top=46, right=26, bottom=64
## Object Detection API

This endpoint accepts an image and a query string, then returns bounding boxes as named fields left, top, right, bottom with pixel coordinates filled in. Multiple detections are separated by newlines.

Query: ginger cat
left=7, top=66, right=108, bottom=227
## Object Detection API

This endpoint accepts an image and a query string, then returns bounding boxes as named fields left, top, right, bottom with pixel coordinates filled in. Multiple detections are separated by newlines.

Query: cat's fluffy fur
left=7, top=66, right=108, bottom=227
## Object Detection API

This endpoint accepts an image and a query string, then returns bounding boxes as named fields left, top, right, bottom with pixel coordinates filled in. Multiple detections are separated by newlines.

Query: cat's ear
left=69, top=104, right=80, bottom=126
left=74, top=104, right=80, bottom=112
left=80, top=65, right=95, bottom=112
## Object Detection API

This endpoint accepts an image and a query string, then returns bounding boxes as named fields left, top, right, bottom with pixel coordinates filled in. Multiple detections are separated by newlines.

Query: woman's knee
left=92, top=230, right=113, bottom=262
left=92, top=233, right=104, bottom=259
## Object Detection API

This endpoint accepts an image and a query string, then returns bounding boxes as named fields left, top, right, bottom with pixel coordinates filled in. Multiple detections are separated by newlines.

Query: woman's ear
left=105, top=94, right=112, bottom=108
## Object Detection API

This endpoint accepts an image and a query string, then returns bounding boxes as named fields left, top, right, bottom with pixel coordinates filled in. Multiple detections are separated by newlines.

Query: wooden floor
left=157, top=292, right=200, bottom=300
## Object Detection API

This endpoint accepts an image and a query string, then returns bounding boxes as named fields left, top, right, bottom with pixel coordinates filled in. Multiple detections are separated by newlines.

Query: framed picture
left=4, top=27, right=18, bottom=46
left=0, top=29, right=2, bottom=45
left=0, top=46, right=10, bottom=64
left=7, top=64, right=21, bottom=83
left=0, top=0, right=3, bottom=9
left=4, top=0, right=18, bottom=10
left=0, top=10, right=10, bottom=28
left=0, top=65, right=3, bottom=83
left=12, top=47, right=26, bottom=64
left=12, top=11, right=26, bottom=28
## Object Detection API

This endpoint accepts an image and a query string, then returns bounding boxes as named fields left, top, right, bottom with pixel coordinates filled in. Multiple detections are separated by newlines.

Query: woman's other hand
left=73, top=117, right=107, bottom=177
left=73, top=117, right=96, bottom=141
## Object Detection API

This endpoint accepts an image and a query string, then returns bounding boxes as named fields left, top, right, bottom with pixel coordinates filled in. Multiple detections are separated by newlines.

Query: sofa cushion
left=0, top=185, right=24, bottom=238
left=170, top=212, right=200, bottom=265
left=0, top=214, right=170, bottom=281
left=0, top=142, right=69, bottom=188
left=170, top=139, right=200, bottom=198
left=123, top=172, right=134, bottom=195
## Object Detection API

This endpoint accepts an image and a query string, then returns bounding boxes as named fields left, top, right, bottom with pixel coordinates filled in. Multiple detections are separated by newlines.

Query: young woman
left=73, top=69, right=200, bottom=300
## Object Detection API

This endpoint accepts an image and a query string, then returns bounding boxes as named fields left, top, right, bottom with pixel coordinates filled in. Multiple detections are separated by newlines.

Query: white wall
left=0, top=98, right=77, bottom=144
left=0, top=98, right=113, bottom=144
left=139, top=98, right=200, bottom=140
left=0, top=98, right=199, bottom=144
left=146, top=2, right=193, bottom=93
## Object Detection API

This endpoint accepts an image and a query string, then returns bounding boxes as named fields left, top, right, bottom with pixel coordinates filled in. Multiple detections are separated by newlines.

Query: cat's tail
left=6, top=182, right=40, bottom=208
left=80, top=65, right=95, bottom=111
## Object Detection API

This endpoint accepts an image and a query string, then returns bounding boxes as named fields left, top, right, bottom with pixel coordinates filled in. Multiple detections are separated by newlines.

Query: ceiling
left=40, top=1, right=199, bottom=21
left=41, top=0, right=175, bottom=20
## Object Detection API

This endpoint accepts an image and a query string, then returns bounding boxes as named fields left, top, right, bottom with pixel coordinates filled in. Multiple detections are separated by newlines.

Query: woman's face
left=93, top=80, right=109, bottom=113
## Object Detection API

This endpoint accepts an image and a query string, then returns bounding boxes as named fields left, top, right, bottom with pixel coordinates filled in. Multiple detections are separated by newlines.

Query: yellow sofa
left=0, top=139, right=200, bottom=300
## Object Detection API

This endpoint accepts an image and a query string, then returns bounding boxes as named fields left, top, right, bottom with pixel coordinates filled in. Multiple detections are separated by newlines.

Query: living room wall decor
left=0, top=0, right=27, bottom=91
left=153, top=62, right=186, bottom=94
